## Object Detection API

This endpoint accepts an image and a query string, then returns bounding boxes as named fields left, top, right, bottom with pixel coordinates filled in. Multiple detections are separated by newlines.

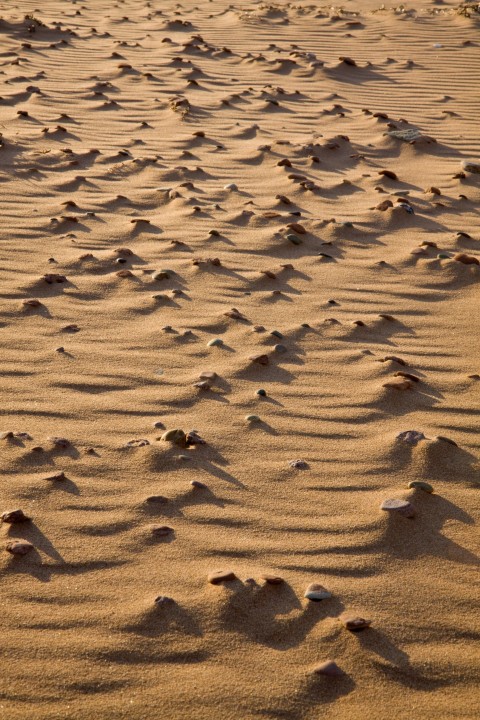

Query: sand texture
left=1, top=1, right=479, bottom=718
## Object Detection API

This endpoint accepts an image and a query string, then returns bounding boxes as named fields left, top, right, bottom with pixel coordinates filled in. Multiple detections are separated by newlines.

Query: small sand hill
left=0, top=1, right=479, bottom=719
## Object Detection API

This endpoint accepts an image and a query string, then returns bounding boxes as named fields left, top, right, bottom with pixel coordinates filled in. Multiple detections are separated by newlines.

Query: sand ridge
left=0, top=1, right=479, bottom=718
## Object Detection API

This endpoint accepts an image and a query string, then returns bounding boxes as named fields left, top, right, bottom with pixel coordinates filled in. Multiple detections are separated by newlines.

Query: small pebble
left=396, top=430, right=425, bottom=445
left=1, top=509, right=31, bottom=524
left=190, top=480, right=207, bottom=489
left=304, top=583, right=332, bottom=601
left=408, top=481, right=433, bottom=493
left=6, top=540, right=34, bottom=556
left=289, top=459, right=308, bottom=469
left=208, top=570, right=237, bottom=584
left=256, top=388, right=267, bottom=397
left=312, top=661, right=345, bottom=677
left=261, top=574, right=284, bottom=585
left=341, top=614, right=371, bottom=631
left=207, top=338, right=224, bottom=347
left=245, top=414, right=260, bottom=423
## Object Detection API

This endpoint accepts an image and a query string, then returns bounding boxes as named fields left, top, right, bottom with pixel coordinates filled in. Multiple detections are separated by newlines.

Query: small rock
left=312, top=661, right=345, bottom=677
left=154, top=595, right=174, bottom=605
left=453, top=253, right=479, bottom=266
left=124, top=439, right=150, bottom=448
left=289, top=459, right=308, bottom=469
left=261, top=574, right=284, bottom=585
left=1, top=509, right=31, bottom=524
left=48, top=436, right=70, bottom=448
left=199, top=371, right=217, bottom=380
left=161, top=429, right=187, bottom=447
left=249, top=353, right=269, bottom=366
left=150, top=525, right=174, bottom=537
left=435, top=435, right=458, bottom=447
left=208, top=570, right=237, bottom=584
left=207, top=338, right=224, bottom=347
left=408, top=481, right=433, bottom=493
left=224, top=183, right=238, bottom=191
left=145, top=495, right=169, bottom=504
left=190, top=480, right=207, bottom=489
left=304, top=583, right=332, bottom=601
left=245, top=414, right=260, bottom=423
left=6, top=540, right=34, bottom=556
left=341, top=614, right=371, bottom=631
left=396, top=430, right=425, bottom=445
left=461, top=160, right=480, bottom=174
left=274, top=344, right=287, bottom=353
left=380, top=498, right=416, bottom=518
left=256, top=388, right=267, bottom=397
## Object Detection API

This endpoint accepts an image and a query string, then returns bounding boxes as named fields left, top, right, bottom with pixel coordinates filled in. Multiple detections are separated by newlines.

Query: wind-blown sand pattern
left=1, top=1, right=479, bottom=718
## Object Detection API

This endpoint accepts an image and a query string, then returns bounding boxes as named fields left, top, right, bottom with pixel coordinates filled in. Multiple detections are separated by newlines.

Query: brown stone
left=208, top=570, right=237, bottom=584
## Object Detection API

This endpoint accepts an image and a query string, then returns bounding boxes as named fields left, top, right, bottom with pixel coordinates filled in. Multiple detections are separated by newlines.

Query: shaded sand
left=0, top=1, right=479, bottom=718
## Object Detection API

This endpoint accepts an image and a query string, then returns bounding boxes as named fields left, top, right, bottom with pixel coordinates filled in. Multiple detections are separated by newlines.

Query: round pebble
left=161, top=429, right=187, bottom=446
left=256, top=388, right=267, bottom=397
left=207, top=338, right=223, bottom=347
left=245, top=414, right=260, bottom=423
left=274, top=344, right=287, bottom=353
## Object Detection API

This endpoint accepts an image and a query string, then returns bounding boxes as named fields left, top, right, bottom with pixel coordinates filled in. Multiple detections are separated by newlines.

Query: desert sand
left=0, top=0, right=479, bottom=718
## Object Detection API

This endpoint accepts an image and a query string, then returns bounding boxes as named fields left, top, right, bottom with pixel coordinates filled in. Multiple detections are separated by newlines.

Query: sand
left=0, top=1, right=479, bottom=718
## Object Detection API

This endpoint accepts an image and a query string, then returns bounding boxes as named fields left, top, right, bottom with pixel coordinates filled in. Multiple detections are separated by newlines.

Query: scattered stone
left=150, top=525, right=174, bottom=537
left=1, top=509, right=31, bottom=524
left=341, top=614, right=371, bottom=631
left=261, top=574, right=284, bottom=585
left=289, top=459, right=308, bottom=469
left=312, top=661, right=345, bottom=677
left=461, top=160, right=480, bottom=174
left=249, top=354, right=269, bottom=365
left=208, top=570, right=237, bottom=584
left=408, top=481, right=433, bottom=493
left=304, top=583, right=332, bottom=601
left=6, top=540, right=34, bottom=556
left=396, top=430, right=425, bottom=445
left=154, top=595, right=174, bottom=605
left=190, top=480, right=207, bottom=489
left=124, top=439, right=150, bottom=447
left=453, top=253, right=479, bottom=266
left=161, top=429, right=187, bottom=447
left=380, top=498, right=416, bottom=518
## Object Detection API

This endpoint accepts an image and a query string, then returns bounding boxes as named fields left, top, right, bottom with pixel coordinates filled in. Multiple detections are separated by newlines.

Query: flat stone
left=312, top=661, right=345, bottom=677
left=408, top=481, right=434, bottom=493
left=6, top=540, right=34, bottom=556
left=341, top=614, right=371, bottom=631
left=396, top=430, right=426, bottom=445
left=207, top=338, right=223, bottom=347
left=145, top=495, right=169, bottom=504
left=1, top=509, right=31, bottom=524
left=245, top=414, right=260, bottom=423
left=208, top=570, right=237, bottom=584
left=380, top=498, right=416, bottom=518
left=150, top=525, right=174, bottom=537
left=304, top=583, right=332, bottom=601
left=261, top=574, right=284, bottom=585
